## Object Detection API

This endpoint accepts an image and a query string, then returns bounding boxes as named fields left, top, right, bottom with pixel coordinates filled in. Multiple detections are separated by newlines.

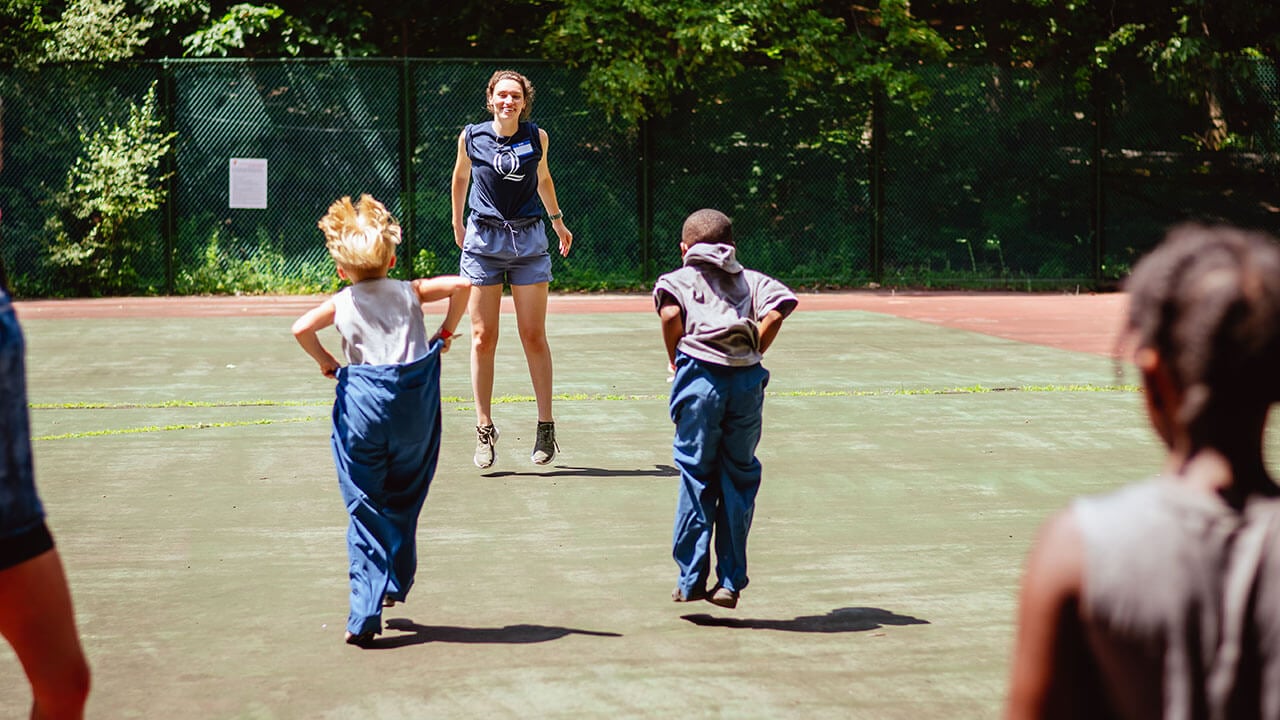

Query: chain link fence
left=1100, top=61, right=1280, bottom=278
left=1, top=58, right=1277, bottom=296
left=649, top=66, right=872, bottom=287
left=883, top=65, right=1097, bottom=285
left=0, top=63, right=168, bottom=294
left=169, top=61, right=404, bottom=294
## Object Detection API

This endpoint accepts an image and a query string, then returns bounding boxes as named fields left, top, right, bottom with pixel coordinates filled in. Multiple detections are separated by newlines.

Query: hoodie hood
left=683, top=243, right=743, bottom=274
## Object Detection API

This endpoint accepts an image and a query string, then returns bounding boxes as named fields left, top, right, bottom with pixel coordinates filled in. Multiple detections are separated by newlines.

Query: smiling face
left=491, top=80, right=524, bottom=121
left=485, top=71, right=533, bottom=122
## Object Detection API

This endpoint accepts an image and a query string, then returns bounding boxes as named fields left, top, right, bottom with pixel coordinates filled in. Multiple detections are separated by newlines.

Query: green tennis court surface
left=2, top=303, right=1209, bottom=718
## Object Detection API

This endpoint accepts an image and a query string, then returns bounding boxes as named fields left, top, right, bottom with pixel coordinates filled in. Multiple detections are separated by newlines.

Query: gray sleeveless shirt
left=1074, top=478, right=1280, bottom=719
left=332, top=278, right=428, bottom=366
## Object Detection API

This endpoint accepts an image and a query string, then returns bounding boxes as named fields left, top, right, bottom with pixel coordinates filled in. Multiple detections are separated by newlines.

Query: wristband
left=548, top=211, right=564, bottom=221
left=439, top=328, right=454, bottom=340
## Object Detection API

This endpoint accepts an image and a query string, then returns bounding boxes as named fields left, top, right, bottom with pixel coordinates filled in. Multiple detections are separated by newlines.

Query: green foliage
left=2, top=0, right=154, bottom=67
left=543, top=0, right=949, bottom=124
left=2, top=0, right=1277, bottom=297
left=174, top=229, right=343, bottom=295
left=0, top=0, right=50, bottom=68
left=180, top=3, right=352, bottom=58
left=38, top=0, right=152, bottom=63
left=551, top=265, right=649, bottom=292
left=2, top=0, right=1274, bottom=152
left=896, top=0, right=1280, bottom=151
left=181, top=4, right=281, bottom=58
left=410, top=248, right=439, bottom=278
left=43, top=83, right=176, bottom=295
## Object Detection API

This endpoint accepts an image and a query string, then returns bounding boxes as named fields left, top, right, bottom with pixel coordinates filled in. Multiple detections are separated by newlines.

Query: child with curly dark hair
left=1008, top=223, right=1280, bottom=718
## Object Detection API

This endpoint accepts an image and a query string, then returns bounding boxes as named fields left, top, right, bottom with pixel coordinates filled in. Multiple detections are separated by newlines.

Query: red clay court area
left=14, top=290, right=1126, bottom=357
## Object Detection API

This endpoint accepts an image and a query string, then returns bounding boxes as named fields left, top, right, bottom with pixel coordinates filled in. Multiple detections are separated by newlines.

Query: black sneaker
left=531, top=421, right=558, bottom=465
left=345, top=630, right=376, bottom=647
left=474, top=424, right=499, bottom=469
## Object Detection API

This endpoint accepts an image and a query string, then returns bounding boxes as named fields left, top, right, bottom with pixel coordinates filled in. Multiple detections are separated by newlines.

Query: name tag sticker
left=512, top=141, right=534, bottom=157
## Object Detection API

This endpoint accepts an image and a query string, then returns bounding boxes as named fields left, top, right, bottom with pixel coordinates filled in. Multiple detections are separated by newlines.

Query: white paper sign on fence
left=229, top=158, right=268, bottom=209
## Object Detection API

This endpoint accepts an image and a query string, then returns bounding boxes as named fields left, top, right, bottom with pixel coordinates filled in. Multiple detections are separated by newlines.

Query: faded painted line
left=31, top=384, right=1139, bottom=441
left=35, top=417, right=320, bottom=441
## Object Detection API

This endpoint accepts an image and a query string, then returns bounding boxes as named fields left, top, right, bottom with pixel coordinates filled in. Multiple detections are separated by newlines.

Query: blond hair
left=317, top=194, right=401, bottom=274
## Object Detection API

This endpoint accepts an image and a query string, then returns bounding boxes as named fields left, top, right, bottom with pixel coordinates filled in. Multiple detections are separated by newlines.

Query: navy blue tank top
left=465, top=121, right=543, bottom=221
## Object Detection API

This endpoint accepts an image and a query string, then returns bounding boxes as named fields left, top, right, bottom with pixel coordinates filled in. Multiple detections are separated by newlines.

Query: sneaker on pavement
left=531, top=421, right=558, bottom=465
left=474, top=424, right=499, bottom=469
left=344, top=630, right=376, bottom=647
left=709, top=586, right=739, bottom=609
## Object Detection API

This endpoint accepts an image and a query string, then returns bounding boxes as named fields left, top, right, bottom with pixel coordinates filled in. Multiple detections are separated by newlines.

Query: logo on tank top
left=491, top=146, right=526, bottom=182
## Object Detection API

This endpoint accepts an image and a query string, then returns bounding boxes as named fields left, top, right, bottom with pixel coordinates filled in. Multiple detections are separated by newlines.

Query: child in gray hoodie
left=653, top=208, right=798, bottom=609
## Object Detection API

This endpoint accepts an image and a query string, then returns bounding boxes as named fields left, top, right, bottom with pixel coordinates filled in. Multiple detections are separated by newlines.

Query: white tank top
left=332, top=278, right=428, bottom=366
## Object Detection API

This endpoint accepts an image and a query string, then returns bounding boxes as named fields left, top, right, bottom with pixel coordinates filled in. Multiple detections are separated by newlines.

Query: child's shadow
left=680, top=607, right=928, bottom=633
left=365, top=618, right=623, bottom=649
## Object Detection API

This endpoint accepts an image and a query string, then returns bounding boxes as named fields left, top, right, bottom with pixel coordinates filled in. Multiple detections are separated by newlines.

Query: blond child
left=292, top=194, right=469, bottom=646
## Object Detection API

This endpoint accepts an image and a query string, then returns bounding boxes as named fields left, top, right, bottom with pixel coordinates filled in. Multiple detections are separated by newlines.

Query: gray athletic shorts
left=460, top=216, right=554, bottom=287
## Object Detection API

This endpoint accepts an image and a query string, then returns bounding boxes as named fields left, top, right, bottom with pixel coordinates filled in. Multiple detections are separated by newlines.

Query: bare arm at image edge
left=1006, top=508, right=1101, bottom=720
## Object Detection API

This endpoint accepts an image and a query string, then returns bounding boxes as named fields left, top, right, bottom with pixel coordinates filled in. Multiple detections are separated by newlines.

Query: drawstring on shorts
left=474, top=215, right=543, bottom=256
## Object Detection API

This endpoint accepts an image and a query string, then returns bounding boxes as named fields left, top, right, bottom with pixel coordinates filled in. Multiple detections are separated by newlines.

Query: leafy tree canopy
left=543, top=0, right=951, bottom=123
left=1, top=0, right=1276, bottom=142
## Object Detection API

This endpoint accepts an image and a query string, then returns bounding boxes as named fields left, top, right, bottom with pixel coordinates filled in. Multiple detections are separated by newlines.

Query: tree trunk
left=1202, top=80, right=1228, bottom=151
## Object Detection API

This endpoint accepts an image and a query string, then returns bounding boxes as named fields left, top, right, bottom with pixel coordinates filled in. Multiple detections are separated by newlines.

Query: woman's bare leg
left=511, top=282, right=553, bottom=422
left=468, top=284, right=503, bottom=427
left=0, top=548, right=91, bottom=719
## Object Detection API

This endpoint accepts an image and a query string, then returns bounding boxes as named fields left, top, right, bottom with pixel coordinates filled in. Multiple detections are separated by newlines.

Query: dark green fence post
left=399, top=58, right=416, bottom=275
left=1091, top=78, right=1105, bottom=286
left=159, top=59, right=177, bottom=294
left=870, top=86, right=886, bottom=284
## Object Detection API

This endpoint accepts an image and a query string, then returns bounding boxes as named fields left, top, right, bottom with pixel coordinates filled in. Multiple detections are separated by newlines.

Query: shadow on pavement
left=680, top=607, right=929, bottom=633
left=366, top=619, right=623, bottom=649
left=483, top=464, right=679, bottom=479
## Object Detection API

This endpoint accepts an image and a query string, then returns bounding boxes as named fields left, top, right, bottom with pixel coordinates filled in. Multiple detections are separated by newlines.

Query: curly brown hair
left=485, top=70, right=534, bottom=121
